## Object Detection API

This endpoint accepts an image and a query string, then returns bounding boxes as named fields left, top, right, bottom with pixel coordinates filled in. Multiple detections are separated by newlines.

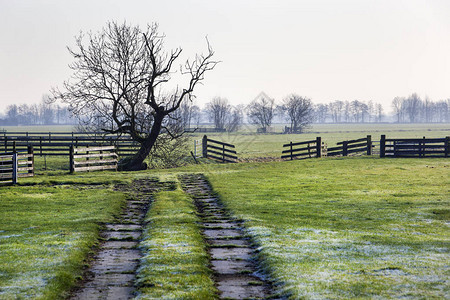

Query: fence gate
left=0, top=146, right=34, bottom=184
left=70, top=145, right=118, bottom=173
left=380, top=135, right=450, bottom=158
left=202, top=135, right=238, bottom=163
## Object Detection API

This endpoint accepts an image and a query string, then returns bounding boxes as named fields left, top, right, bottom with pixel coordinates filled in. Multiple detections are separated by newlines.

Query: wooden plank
left=73, top=165, right=117, bottom=172
left=0, top=174, right=13, bottom=179
left=347, top=147, right=367, bottom=154
left=386, top=138, right=445, bottom=143
left=393, top=144, right=444, bottom=150
left=337, top=137, right=367, bottom=145
left=74, top=159, right=118, bottom=166
left=74, top=146, right=116, bottom=153
left=346, top=142, right=368, bottom=149
left=281, top=145, right=314, bottom=154
left=17, top=166, right=34, bottom=172
left=207, top=149, right=238, bottom=160
left=282, top=151, right=317, bottom=159
left=74, top=152, right=118, bottom=159
left=282, top=140, right=316, bottom=147
left=206, top=138, right=235, bottom=148
left=326, top=146, right=342, bottom=152
left=207, top=144, right=237, bottom=154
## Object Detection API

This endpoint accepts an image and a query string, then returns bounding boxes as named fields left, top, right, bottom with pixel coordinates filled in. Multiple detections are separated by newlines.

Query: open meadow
left=0, top=123, right=449, bottom=298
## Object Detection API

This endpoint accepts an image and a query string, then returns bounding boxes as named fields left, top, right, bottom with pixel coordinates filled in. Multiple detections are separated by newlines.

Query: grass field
left=187, top=123, right=450, bottom=159
left=137, top=185, right=216, bottom=298
left=0, top=173, right=130, bottom=299
left=1, top=123, right=449, bottom=299
left=201, top=157, right=450, bottom=298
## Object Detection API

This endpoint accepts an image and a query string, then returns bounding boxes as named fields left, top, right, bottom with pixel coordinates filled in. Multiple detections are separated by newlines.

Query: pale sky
left=1, top=0, right=450, bottom=114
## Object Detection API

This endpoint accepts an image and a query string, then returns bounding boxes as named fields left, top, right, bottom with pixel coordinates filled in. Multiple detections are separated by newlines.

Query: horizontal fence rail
left=0, top=132, right=139, bottom=157
left=281, top=137, right=323, bottom=160
left=381, top=135, right=450, bottom=158
left=202, top=135, right=238, bottom=163
left=70, top=145, right=118, bottom=173
left=326, top=135, right=373, bottom=157
left=0, top=146, right=34, bottom=184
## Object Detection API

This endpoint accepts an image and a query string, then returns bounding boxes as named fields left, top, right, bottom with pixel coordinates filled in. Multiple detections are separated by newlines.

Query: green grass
left=0, top=173, right=129, bottom=299
left=137, top=183, right=216, bottom=299
left=201, top=157, right=450, bottom=298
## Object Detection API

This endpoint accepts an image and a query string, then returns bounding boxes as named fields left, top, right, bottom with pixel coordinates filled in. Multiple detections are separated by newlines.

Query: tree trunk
left=119, top=113, right=164, bottom=171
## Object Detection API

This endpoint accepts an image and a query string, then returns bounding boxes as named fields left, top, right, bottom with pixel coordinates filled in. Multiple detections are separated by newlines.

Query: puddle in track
left=180, top=173, right=273, bottom=299
left=70, top=179, right=170, bottom=300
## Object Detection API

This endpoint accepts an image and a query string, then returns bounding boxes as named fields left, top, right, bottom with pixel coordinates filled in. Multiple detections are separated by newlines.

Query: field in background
left=188, top=123, right=450, bottom=159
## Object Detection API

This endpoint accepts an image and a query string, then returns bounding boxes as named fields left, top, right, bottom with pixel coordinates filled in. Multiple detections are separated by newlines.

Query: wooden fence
left=326, top=135, right=373, bottom=157
left=0, top=146, right=34, bottom=184
left=0, top=132, right=139, bottom=157
left=380, top=135, right=450, bottom=158
left=70, top=145, right=118, bottom=173
left=202, top=135, right=238, bottom=163
left=281, top=137, right=323, bottom=160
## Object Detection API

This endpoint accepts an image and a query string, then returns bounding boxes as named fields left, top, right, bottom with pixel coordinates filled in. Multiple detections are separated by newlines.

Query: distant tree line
left=314, top=99, right=384, bottom=123
left=391, top=93, right=450, bottom=123
left=2, top=92, right=449, bottom=130
left=0, top=95, right=75, bottom=126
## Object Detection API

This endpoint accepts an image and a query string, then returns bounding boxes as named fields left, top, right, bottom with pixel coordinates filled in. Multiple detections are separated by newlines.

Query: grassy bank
left=204, top=157, right=449, bottom=298
left=137, top=184, right=216, bottom=299
left=0, top=174, right=129, bottom=299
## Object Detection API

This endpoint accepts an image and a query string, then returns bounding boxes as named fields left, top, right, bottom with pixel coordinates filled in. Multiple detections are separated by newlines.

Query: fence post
left=343, top=141, right=348, bottom=156
left=13, top=141, right=16, bottom=153
left=380, top=135, right=386, bottom=158
left=445, top=136, right=450, bottom=158
left=367, top=135, right=372, bottom=155
left=69, top=145, right=74, bottom=174
left=316, top=137, right=322, bottom=158
left=27, top=146, right=34, bottom=176
left=421, top=136, right=425, bottom=158
left=12, top=152, right=18, bottom=184
left=39, top=136, right=43, bottom=156
left=4, top=136, right=7, bottom=152
left=290, top=142, right=293, bottom=160
left=222, top=144, right=225, bottom=163
left=202, top=135, right=208, bottom=158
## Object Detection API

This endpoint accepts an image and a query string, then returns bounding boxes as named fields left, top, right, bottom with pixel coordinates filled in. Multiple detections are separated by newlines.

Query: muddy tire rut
left=70, top=179, right=169, bottom=300
left=180, top=174, right=273, bottom=299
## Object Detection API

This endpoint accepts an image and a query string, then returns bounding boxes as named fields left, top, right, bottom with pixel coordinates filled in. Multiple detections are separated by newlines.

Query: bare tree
left=206, top=97, right=231, bottom=130
left=52, top=21, right=217, bottom=170
left=392, top=97, right=404, bottom=123
left=279, top=94, right=313, bottom=133
left=246, top=92, right=274, bottom=132
left=314, top=103, right=328, bottom=123
left=404, top=93, right=422, bottom=123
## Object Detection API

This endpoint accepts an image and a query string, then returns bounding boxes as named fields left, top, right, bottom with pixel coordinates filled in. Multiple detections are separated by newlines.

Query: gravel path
left=180, top=174, right=273, bottom=299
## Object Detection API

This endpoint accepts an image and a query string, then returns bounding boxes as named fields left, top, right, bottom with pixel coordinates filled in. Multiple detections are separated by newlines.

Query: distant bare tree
left=247, top=92, right=274, bottom=132
left=404, top=93, right=422, bottom=123
left=392, top=97, right=404, bottom=123
left=206, top=97, right=231, bottom=130
left=52, top=21, right=217, bottom=170
left=314, top=103, right=328, bottom=123
left=279, top=94, right=313, bottom=133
